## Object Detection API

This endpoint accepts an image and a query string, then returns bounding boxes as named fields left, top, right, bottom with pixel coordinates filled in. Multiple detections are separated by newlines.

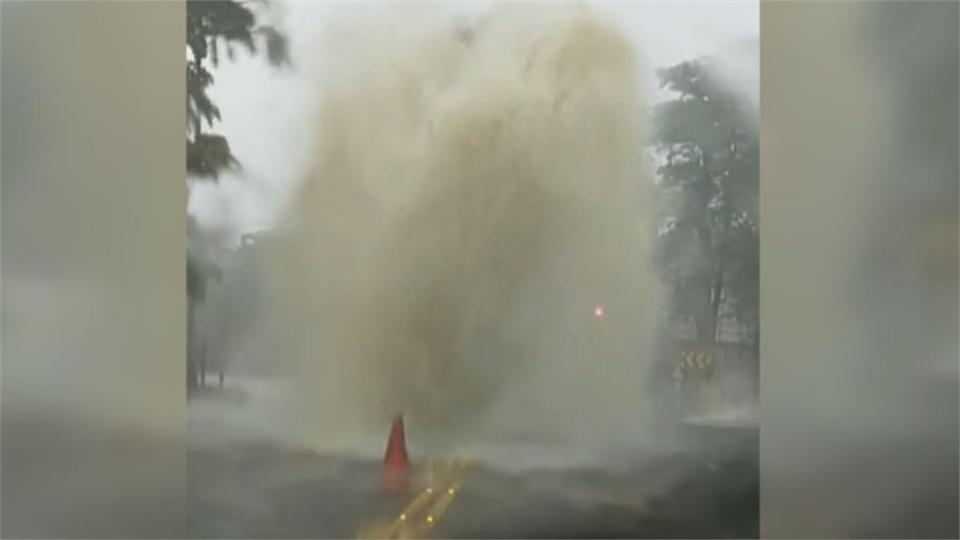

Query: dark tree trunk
left=693, top=281, right=714, bottom=347
left=709, top=253, right=726, bottom=345
left=693, top=222, right=719, bottom=347
left=187, top=297, right=198, bottom=392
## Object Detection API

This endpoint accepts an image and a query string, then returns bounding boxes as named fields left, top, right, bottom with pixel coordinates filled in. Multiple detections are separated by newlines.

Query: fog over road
left=188, top=378, right=757, bottom=538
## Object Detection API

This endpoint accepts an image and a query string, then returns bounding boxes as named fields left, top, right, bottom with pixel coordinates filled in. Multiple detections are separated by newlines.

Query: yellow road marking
left=358, top=458, right=468, bottom=539
left=400, top=487, right=436, bottom=522
left=422, top=479, right=462, bottom=528
left=408, top=464, right=465, bottom=535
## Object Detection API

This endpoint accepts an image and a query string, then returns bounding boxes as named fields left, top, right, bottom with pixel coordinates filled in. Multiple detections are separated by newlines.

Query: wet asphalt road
left=187, top=382, right=757, bottom=538
left=188, top=440, right=757, bottom=538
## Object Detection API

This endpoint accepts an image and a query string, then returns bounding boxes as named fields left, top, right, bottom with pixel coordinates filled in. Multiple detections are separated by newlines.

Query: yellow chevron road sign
left=673, top=349, right=714, bottom=383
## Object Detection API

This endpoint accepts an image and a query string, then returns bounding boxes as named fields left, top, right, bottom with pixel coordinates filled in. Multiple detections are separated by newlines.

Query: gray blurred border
left=2, top=1, right=186, bottom=537
left=2, top=0, right=957, bottom=537
left=760, top=1, right=958, bottom=537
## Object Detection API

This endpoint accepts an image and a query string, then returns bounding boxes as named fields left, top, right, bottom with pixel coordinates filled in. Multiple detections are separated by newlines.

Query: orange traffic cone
left=383, top=414, right=409, bottom=493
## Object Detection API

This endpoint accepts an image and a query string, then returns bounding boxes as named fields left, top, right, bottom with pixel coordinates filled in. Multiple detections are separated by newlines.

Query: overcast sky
left=190, top=1, right=758, bottom=243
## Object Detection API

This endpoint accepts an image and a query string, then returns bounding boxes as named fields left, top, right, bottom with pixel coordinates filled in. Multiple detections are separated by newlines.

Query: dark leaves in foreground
left=186, top=134, right=240, bottom=179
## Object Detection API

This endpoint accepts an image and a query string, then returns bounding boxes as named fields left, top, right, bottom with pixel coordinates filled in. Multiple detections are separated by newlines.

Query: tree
left=185, top=0, right=287, bottom=391
left=186, top=0, right=288, bottom=178
left=187, top=215, right=223, bottom=389
left=650, top=58, right=758, bottom=347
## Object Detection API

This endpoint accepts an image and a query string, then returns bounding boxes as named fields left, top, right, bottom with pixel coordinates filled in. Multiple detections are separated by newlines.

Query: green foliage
left=187, top=0, right=256, bottom=67
left=186, top=0, right=288, bottom=179
left=185, top=1, right=287, bottom=391
left=186, top=134, right=239, bottom=179
left=255, top=25, right=291, bottom=67
left=651, top=58, right=758, bottom=343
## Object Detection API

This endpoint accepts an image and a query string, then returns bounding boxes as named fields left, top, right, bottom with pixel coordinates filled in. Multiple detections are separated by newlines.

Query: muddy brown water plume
left=262, top=4, right=663, bottom=469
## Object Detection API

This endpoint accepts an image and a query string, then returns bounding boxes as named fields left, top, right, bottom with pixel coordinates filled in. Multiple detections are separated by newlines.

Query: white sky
left=189, top=0, right=758, bottom=243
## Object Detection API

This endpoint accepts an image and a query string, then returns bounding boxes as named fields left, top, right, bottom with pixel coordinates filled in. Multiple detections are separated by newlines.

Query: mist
left=219, top=4, right=665, bottom=470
